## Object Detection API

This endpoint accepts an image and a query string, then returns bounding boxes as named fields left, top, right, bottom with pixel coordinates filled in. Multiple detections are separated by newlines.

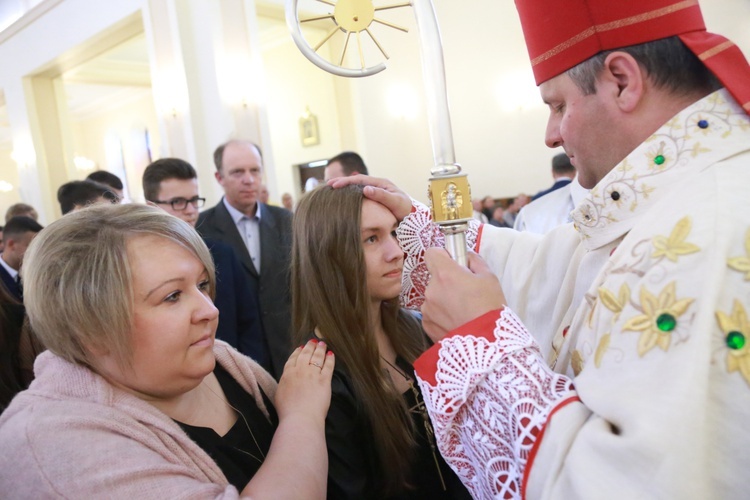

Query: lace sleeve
left=398, top=200, right=481, bottom=309
left=414, top=308, right=577, bottom=499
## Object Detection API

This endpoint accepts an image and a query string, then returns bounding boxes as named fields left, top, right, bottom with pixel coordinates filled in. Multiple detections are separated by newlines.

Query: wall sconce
left=217, top=50, right=267, bottom=109
left=155, top=66, right=188, bottom=120
left=494, top=70, right=543, bottom=112
left=10, top=141, right=35, bottom=169
left=386, top=83, right=419, bottom=120
left=0, top=180, right=13, bottom=193
left=74, top=156, right=96, bottom=172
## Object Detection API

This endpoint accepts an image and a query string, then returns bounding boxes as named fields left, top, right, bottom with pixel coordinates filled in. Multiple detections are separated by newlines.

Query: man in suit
left=324, top=151, right=369, bottom=181
left=531, top=152, right=576, bottom=201
left=197, top=141, right=293, bottom=379
left=142, top=157, right=268, bottom=368
left=0, top=216, right=44, bottom=301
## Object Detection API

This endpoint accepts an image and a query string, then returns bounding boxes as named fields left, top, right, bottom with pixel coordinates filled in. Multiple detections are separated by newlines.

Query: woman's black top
left=176, top=364, right=278, bottom=491
left=324, top=352, right=471, bottom=499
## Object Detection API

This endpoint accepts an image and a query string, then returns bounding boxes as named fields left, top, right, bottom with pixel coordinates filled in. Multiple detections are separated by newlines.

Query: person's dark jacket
left=197, top=200, right=292, bottom=379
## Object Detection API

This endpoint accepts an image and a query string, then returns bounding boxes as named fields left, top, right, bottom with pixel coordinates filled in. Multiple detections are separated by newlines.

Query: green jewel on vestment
left=656, top=313, right=676, bottom=332
left=726, top=331, right=746, bottom=350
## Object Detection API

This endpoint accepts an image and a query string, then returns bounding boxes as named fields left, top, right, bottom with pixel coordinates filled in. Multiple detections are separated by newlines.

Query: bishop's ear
left=602, top=51, right=644, bottom=113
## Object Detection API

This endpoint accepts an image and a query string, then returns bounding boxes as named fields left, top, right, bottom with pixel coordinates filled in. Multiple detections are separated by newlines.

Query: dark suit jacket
left=532, top=178, right=572, bottom=201
left=204, top=237, right=267, bottom=367
left=197, top=199, right=293, bottom=379
left=0, top=265, right=22, bottom=302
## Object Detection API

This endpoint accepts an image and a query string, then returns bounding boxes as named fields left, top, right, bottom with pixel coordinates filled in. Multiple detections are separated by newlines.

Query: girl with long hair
left=292, top=185, right=469, bottom=499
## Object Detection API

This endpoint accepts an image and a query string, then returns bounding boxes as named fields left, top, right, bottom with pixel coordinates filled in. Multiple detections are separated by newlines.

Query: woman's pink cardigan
left=0, top=340, right=278, bottom=498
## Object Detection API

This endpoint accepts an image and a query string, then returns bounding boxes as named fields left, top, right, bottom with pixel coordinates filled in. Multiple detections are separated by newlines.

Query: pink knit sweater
left=0, top=340, right=278, bottom=498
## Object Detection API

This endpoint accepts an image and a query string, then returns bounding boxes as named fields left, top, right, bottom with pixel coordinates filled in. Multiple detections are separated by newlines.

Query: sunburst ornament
left=300, top=0, right=410, bottom=70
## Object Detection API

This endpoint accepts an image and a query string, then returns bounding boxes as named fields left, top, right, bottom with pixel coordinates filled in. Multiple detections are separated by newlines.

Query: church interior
left=0, top=0, right=748, bottom=222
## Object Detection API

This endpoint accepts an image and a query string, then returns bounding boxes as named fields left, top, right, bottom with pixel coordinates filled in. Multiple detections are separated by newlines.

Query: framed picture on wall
left=299, top=107, right=320, bottom=147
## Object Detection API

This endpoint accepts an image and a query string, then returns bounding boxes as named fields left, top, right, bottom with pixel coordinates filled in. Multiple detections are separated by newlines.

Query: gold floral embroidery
left=598, top=283, right=631, bottom=322
left=651, top=217, right=700, bottom=262
left=688, top=142, right=711, bottom=157
left=571, top=350, right=584, bottom=376
left=727, top=229, right=750, bottom=280
left=594, top=334, right=611, bottom=368
left=622, top=282, right=694, bottom=356
left=716, top=300, right=750, bottom=387
left=663, top=116, right=681, bottom=132
left=691, top=116, right=713, bottom=137
left=646, top=142, right=670, bottom=172
left=571, top=90, right=747, bottom=243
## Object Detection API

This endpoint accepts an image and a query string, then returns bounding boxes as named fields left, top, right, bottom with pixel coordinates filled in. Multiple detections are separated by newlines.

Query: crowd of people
left=1, top=0, right=749, bottom=498
left=473, top=152, right=582, bottom=234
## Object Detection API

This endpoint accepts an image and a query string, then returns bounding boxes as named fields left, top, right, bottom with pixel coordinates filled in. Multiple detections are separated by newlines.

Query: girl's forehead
left=360, top=199, right=396, bottom=228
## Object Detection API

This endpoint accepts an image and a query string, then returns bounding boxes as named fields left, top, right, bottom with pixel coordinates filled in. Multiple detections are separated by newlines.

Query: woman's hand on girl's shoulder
left=275, top=340, right=334, bottom=423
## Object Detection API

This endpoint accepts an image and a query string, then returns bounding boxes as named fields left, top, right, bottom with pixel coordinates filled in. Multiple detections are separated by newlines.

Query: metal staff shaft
left=411, top=0, right=471, bottom=267
left=285, top=0, right=472, bottom=265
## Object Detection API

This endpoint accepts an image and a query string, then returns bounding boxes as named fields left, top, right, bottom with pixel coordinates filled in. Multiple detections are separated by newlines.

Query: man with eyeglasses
left=142, top=158, right=268, bottom=368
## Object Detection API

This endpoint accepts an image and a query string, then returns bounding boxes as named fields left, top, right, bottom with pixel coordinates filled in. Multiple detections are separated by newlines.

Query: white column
left=2, top=77, right=55, bottom=223
left=142, top=0, right=276, bottom=206
left=213, top=0, right=277, bottom=198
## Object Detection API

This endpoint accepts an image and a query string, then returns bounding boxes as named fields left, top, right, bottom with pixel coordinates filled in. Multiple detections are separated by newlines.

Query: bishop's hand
left=421, top=248, right=506, bottom=341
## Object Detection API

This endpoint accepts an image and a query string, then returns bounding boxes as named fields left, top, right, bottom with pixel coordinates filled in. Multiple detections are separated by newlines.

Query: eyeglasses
left=103, top=191, right=120, bottom=204
left=154, top=196, right=206, bottom=210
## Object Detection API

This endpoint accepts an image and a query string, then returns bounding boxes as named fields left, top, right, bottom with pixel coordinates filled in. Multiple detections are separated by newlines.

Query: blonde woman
left=0, top=204, right=334, bottom=498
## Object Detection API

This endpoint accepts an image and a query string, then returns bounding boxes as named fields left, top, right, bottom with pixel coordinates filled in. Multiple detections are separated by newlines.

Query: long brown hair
left=292, top=185, right=426, bottom=494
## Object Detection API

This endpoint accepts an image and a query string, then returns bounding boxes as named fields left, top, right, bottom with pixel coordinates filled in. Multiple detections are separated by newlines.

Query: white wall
left=260, top=19, right=343, bottom=203
left=326, top=0, right=750, bottom=202
left=339, top=0, right=552, bottom=202
left=0, top=0, right=144, bottom=221
left=70, top=90, right=160, bottom=203
left=0, top=146, right=21, bottom=213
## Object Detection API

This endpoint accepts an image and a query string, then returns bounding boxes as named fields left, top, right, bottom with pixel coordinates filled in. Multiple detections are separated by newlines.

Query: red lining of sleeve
left=414, top=308, right=503, bottom=386
left=474, top=224, right=484, bottom=252
left=521, top=395, right=582, bottom=499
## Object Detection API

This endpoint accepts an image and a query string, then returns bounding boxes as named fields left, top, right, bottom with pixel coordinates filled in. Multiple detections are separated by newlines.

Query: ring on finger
left=309, top=361, right=323, bottom=368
